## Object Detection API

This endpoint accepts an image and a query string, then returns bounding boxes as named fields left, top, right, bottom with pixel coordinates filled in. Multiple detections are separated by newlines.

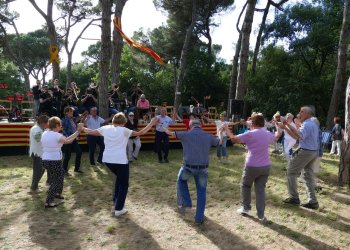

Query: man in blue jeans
left=163, top=119, right=221, bottom=224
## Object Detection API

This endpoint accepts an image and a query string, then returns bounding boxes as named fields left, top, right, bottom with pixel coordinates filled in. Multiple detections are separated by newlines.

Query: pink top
left=237, top=128, right=275, bottom=167
left=137, top=99, right=150, bottom=109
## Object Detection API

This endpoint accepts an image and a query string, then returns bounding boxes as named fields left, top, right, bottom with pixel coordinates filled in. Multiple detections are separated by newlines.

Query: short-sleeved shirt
left=215, top=120, right=228, bottom=137
left=32, top=86, right=41, bottom=100
left=175, top=127, right=219, bottom=165
left=97, top=125, right=132, bottom=164
left=29, top=124, right=44, bottom=157
left=41, top=130, right=64, bottom=160
left=85, top=115, right=105, bottom=130
left=156, top=115, right=175, bottom=132
left=137, top=99, right=150, bottom=109
left=237, top=128, right=275, bottom=167
left=299, top=118, right=319, bottom=150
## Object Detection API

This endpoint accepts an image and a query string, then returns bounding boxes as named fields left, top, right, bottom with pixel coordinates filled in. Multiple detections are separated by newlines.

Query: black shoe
left=55, top=194, right=65, bottom=200
left=164, top=159, right=169, bottom=163
left=97, top=160, right=104, bottom=165
left=65, top=172, right=71, bottom=177
left=283, top=197, right=300, bottom=205
left=158, top=159, right=164, bottom=163
left=301, top=202, right=319, bottom=209
left=74, top=170, right=84, bottom=174
left=45, top=203, right=59, bottom=208
left=133, top=156, right=138, bottom=160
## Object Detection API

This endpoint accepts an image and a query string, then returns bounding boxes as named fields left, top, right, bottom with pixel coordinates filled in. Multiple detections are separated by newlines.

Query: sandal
left=45, top=203, right=58, bottom=208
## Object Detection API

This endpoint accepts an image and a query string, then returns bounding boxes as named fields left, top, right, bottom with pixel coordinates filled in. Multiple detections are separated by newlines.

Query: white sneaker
left=236, top=207, right=250, bottom=215
left=115, top=208, right=128, bottom=217
left=258, top=216, right=267, bottom=223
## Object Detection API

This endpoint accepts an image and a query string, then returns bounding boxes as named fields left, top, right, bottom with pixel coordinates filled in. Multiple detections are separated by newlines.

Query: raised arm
left=132, top=118, right=158, bottom=137
left=59, top=123, right=84, bottom=144
left=225, top=125, right=242, bottom=144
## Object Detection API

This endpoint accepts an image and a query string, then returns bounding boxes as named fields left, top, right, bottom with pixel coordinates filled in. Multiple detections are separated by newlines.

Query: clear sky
left=7, top=0, right=275, bottom=81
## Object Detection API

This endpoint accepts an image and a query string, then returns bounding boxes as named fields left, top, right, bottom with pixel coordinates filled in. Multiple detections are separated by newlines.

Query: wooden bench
left=20, top=100, right=34, bottom=120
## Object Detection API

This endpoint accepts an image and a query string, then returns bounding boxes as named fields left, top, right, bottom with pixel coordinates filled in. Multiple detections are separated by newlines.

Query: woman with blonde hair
left=41, top=116, right=83, bottom=208
left=83, top=112, right=158, bottom=217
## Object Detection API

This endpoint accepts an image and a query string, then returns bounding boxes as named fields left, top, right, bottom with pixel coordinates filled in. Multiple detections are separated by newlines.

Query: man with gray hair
left=163, top=119, right=221, bottom=224
left=280, top=106, right=319, bottom=209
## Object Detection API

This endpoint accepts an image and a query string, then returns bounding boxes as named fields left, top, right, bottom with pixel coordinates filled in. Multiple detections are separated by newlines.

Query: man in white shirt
left=29, top=115, right=49, bottom=192
left=84, top=107, right=110, bottom=165
left=155, top=107, right=175, bottom=163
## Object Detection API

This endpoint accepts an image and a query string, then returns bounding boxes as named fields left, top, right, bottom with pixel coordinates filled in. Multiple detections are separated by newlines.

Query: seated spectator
left=136, top=94, right=150, bottom=119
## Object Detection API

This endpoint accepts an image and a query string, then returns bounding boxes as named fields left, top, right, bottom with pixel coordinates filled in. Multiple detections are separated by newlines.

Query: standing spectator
left=272, top=111, right=283, bottom=154
left=226, top=112, right=280, bottom=222
left=29, top=115, right=49, bottom=192
left=281, top=106, right=320, bottom=209
left=82, top=113, right=158, bottom=216
left=162, top=119, right=221, bottom=224
left=121, top=92, right=135, bottom=114
left=51, top=79, right=65, bottom=117
left=283, top=113, right=297, bottom=163
left=330, top=116, right=343, bottom=156
left=215, top=112, right=229, bottom=163
left=108, top=83, right=120, bottom=115
left=32, top=79, right=41, bottom=116
left=39, top=85, right=54, bottom=116
left=81, top=88, right=98, bottom=113
left=131, top=82, right=144, bottom=106
left=62, top=107, right=87, bottom=175
left=125, top=112, right=141, bottom=162
left=155, top=107, right=175, bottom=163
left=84, top=107, right=109, bottom=166
left=41, top=116, right=83, bottom=208
left=61, top=88, right=79, bottom=117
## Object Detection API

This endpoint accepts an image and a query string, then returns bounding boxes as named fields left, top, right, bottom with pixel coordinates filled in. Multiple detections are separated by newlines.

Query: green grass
left=0, top=146, right=349, bottom=249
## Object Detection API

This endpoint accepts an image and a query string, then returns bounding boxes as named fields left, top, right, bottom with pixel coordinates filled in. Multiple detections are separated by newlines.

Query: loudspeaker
left=229, top=99, right=244, bottom=115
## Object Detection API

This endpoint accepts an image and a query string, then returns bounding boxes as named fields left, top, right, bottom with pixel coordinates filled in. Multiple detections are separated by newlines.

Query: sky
left=6, top=0, right=276, bottom=83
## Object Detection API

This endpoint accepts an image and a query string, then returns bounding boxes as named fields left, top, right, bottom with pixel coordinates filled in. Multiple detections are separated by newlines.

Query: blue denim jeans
left=177, top=165, right=208, bottom=223
left=216, top=136, right=227, bottom=157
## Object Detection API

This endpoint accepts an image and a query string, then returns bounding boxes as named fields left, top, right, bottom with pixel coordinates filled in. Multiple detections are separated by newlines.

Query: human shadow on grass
left=111, top=215, right=162, bottom=250
left=272, top=202, right=350, bottom=234
left=25, top=194, right=81, bottom=249
left=245, top=216, right=338, bottom=250
left=67, top=163, right=113, bottom=215
left=331, top=190, right=350, bottom=205
left=184, top=216, right=258, bottom=250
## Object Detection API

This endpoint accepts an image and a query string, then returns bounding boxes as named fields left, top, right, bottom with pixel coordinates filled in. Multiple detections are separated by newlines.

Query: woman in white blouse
left=83, top=112, right=158, bottom=217
left=41, top=116, right=83, bottom=208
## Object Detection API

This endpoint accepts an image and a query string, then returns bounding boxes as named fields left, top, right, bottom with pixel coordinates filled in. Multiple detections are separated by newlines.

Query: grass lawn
left=0, top=145, right=349, bottom=250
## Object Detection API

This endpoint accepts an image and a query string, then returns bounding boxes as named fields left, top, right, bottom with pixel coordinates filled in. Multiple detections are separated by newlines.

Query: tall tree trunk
left=227, top=1, right=247, bottom=117
left=174, top=0, right=198, bottom=111
left=28, top=0, right=60, bottom=80
left=228, top=32, right=242, bottom=106
left=111, top=0, right=128, bottom=85
left=235, top=0, right=257, bottom=101
left=66, top=52, right=73, bottom=86
left=327, top=0, right=350, bottom=129
left=99, top=0, right=112, bottom=118
left=339, top=77, right=350, bottom=186
left=251, top=0, right=270, bottom=76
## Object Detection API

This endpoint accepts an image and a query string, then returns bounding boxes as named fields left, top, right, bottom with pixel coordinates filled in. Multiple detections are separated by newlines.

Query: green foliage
left=60, top=62, right=98, bottom=93
left=250, top=0, right=344, bottom=123
left=0, top=53, right=24, bottom=99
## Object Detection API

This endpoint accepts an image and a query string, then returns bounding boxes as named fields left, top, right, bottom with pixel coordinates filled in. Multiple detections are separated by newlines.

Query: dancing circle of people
left=29, top=80, right=340, bottom=224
